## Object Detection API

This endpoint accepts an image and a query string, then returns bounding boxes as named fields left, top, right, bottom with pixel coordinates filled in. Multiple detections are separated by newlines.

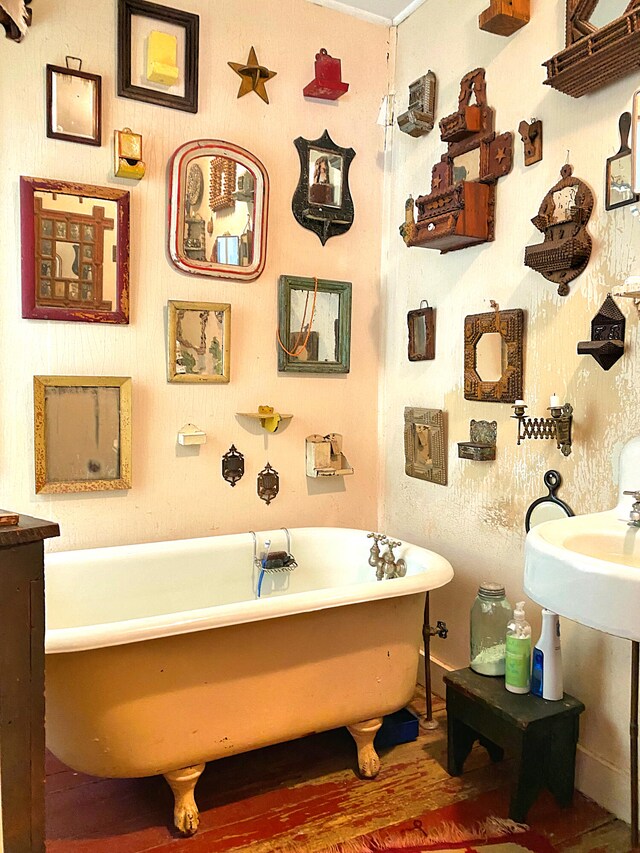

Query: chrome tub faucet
left=624, top=491, right=640, bottom=527
left=367, top=533, right=406, bottom=580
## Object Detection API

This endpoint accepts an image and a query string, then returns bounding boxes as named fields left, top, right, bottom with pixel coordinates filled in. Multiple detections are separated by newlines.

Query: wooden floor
left=46, top=691, right=632, bottom=853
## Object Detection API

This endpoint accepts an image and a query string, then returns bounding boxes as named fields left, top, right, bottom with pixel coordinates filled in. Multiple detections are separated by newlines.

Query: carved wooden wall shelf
left=479, top=0, right=530, bottom=36
left=544, top=0, right=640, bottom=98
left=524, top=165, right=593, bottom=296
left=399, top=68, right=513, bottom=254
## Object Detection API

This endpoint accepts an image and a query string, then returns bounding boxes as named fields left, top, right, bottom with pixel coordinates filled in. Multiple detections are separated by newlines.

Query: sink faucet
left=624, top=491, right=640, bottom=527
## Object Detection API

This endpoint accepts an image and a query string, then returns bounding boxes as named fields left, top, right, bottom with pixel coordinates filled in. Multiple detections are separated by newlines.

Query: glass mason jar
left=470, top=582, right=513, bottom=676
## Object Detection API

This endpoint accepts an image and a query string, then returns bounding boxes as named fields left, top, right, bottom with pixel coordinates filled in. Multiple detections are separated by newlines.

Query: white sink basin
left=562, top=528, right=640, bottom=568
left=524, top=437, right=640, bottom=642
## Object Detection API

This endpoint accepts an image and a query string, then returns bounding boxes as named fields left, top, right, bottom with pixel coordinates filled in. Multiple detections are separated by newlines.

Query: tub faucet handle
left=624, top=491, right=640, bottom=526
left=367, top=532, right=386, bottom=569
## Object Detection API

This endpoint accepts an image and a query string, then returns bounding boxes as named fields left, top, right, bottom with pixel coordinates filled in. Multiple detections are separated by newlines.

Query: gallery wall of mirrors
left=16, top=0, right=640, bottom=506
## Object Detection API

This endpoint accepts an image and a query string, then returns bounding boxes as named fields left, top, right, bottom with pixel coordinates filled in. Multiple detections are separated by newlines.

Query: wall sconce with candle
left=511, top=395, right=573, bottom=457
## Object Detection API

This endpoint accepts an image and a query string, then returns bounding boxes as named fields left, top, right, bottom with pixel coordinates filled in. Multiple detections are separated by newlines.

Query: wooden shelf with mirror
left=399, top=68, right=512, bottom=254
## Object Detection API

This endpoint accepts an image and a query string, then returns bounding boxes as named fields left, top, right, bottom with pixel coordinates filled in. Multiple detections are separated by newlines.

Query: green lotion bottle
left=505, top=601, right=531, bottom=694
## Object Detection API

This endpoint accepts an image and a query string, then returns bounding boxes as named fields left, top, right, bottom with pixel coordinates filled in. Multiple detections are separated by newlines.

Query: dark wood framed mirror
left=46, top=61, right=101, bottom=146
left=407, top=301, right=435, bottom=361
left=464, top=308, right=524, bottom=403
left=291, top=129, right=355, bottom=245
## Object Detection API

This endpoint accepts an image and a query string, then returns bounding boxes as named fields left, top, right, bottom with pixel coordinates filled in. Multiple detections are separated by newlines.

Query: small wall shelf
left=237, top=406, right=293, bottom=433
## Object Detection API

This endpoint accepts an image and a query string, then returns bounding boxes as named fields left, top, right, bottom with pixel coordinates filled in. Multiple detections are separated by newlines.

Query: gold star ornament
left=228, top=46, right=277, bottom=104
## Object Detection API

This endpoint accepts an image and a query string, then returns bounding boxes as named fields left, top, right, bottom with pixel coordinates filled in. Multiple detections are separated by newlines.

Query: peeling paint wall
left=381, top=0, right=640, bottom=821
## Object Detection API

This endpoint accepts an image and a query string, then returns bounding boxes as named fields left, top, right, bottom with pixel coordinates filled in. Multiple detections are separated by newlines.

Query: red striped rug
left=306, top=818, right=557, bottom=853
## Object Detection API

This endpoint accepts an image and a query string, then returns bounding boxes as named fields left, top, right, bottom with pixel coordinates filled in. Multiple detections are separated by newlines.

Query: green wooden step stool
left=444, top=667, right=585, bottom=822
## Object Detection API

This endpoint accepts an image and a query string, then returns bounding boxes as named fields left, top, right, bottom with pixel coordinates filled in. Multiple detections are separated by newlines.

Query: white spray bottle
left=530, top=609, right=563, bottom=701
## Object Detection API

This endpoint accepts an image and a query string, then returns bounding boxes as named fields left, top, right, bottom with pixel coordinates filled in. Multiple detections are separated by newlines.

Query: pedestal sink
left=524, top=435, right=640, bottom=848
left=524, top=507, right=640, bottom=641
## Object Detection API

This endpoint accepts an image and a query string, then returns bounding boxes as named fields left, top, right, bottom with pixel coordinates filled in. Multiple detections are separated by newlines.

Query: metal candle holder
left=511, top=401, right=573, bottom=457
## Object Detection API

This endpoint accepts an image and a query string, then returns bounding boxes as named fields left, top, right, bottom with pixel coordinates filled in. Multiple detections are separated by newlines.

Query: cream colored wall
left=0, top=0, right=390, bottom=553
left=382, top=0, right=640, bottom=822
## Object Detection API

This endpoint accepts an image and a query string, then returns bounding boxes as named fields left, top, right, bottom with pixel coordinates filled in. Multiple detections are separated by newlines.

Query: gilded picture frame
left=167, top=300, right=230, bottom=383
left=34, top=376, right=132, bottom=494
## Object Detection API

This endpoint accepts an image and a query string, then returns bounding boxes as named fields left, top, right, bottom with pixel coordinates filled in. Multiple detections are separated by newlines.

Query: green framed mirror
left=277, top=275, right=351, bottom=374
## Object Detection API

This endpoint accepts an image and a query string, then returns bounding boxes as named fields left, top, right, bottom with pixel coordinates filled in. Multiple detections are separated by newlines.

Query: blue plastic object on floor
left=375, top=707, right=419, bottom=748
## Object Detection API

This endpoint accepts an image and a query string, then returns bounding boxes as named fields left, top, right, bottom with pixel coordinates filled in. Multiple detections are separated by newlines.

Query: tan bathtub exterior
left=44, top=527, right=453, bottom=833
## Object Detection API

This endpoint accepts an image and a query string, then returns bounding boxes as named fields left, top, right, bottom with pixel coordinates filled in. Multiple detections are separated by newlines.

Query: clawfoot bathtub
left=45, top=527, right=453, bottom=835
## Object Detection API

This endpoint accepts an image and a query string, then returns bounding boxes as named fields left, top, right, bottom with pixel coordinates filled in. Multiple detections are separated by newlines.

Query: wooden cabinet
left=0, top=513, right=59, bottom=853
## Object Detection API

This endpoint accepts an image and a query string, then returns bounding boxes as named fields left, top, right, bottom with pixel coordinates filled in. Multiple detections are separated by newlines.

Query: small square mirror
left=46, top=63, right=101, bottom=146
left=407, top=302, right=435, bottom=361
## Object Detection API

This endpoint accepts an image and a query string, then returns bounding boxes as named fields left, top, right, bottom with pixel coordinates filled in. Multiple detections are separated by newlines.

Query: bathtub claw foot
left=347, top=717, right=383, bottom=779
left=163, top=763, right=205, bottom=835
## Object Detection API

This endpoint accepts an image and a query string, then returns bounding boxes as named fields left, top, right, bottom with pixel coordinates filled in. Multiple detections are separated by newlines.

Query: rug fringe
left=285, top=816, right=530, bottom=853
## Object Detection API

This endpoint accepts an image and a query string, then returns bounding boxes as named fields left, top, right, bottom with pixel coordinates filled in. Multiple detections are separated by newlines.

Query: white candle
left=549, top=393, right=560, bottom=408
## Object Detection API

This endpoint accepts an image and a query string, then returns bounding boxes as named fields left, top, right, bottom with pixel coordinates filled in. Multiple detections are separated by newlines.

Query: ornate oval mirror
left=525, top=470, right=574, bottom=533
left=168, top=139, right=269, bottom=281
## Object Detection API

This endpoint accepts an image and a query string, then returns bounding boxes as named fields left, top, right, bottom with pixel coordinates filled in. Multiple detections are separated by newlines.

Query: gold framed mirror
left=464, top=308, right=524, bottom=403
left=167, top=300, right=230, bottom=383
left=34, top=376, right=132, bottom=493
